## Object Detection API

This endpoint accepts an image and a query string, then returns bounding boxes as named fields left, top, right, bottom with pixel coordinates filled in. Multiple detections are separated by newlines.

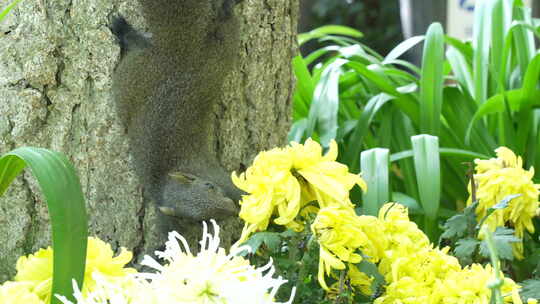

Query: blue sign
left=459, top=0, right=475, bottom=12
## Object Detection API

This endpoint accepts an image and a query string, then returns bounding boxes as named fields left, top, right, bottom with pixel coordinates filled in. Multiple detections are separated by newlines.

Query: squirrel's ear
left=169, top=172, right=196, bottom=184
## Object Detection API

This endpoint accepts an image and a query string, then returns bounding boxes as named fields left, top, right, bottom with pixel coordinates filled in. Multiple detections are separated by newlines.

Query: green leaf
left=465, top=89, right=540, bottom=144
left=419, top=23, right=445, bottom=135
left=411, top=135, right=440, bottom=220
left=515, top=54, right=540, bottom=154
left=304, top=45, right=340, bottom=66
left=391, top=112, right=419, bottom=200
left=306, top=59, right=346, bottom=147
left=292, top=55, right=314, bottom=120
left=288, top=119, right=308, bottom=143
left=383, top=35, right=425, bottom=63
left=489, top=0, right=512, bottom=86
left=360, top=148, right=390, bottom=216
left=382, top=59, right=421, bottom=75
left=454, top=238, right=480, bottom=261
left=512, top=4, right=536, bottom=79
left=479, top=227, right=520, bottom=261
left=441, top=87, right=496, bottom=155
left=444, top=35, right=474, bottom=61
left=519, top=279, right=540, bottom=301
left=298, top=25, right=363, bottom=46
left=356, top=260, right=386, bottom=296
left=343, top=93, right=393, bottom=172
left=446, top=47, right=474, bottom=97
left=0, top=0, right=22, bottom=21
left=390, top=148, right=490, bottom=162
left=527, top=109, right=540, bottom=169
left=242, top=232, right=282, bottom=254
left=478, top=194, right=521, bottom=229
left=521, top=53, right=540, bottom=108
left=492, top=194, right=521, bottom=210
left=441, top=214, right=469, bottom=239
left=0, top=147, right=88, bottom=304
left=472, top=0, right=492, bottom=104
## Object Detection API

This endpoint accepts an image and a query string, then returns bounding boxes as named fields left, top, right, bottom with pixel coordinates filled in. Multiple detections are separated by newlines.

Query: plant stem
left=482, top=227, right=504, bottom=304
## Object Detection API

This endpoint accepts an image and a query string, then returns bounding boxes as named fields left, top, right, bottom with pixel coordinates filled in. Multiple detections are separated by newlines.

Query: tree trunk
left=0, top=0, right=298, bottom=281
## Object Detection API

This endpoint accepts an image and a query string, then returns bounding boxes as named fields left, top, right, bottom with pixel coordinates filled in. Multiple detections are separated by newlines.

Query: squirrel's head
left=159, top=172, right=238, bottom=221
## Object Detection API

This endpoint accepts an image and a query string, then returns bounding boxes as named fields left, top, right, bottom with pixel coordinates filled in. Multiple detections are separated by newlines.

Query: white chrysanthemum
left=139, top=220, right=294, bottom=304
left=58, top=220, right=294, bottom=304
left=56, top=273, right=149, bottom=304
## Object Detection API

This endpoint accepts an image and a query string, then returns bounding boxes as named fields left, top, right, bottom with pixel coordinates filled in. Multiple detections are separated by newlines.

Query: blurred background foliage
left=298, top=0, right=403, bottom=56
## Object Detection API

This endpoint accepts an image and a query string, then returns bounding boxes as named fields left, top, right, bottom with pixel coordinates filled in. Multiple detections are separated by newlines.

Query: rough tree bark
left=0, top=0, right=298, bottom=281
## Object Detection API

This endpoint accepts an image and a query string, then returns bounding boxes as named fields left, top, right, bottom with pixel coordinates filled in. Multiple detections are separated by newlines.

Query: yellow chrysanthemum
left=14, top=237, right=136, bottom=302
left=431, top=264, right=519, bottom=304
left=233, top=138, right=366, bottom=244
left=288, top=139, right=367, bottom=207
left=311, top=206, right=385, bottom=290
left=377, top=203, right=430, bottom=256
left=0, top=281, right=44, bottom=304
left=467, top=147, right=540, bottom=259
left=374, top=276, right=431, bottom=304
left=369, top=203, right=523, bottom=303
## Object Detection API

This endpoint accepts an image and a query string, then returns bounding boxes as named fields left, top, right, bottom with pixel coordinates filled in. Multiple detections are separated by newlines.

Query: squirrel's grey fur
left=111, top=0, right=243, bottom=221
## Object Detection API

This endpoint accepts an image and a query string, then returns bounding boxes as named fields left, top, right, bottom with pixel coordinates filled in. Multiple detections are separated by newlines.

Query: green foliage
left=241, top=224, right=385, bottom=303
left=453, top=238, right=479, bottom=263
left=519, top=279, right=540, bottom=301
left=479, top=227, right=520, bottom=261
left=303, top=0, right=402, bottom=55
left=441, top=203, right=478, bottom=240
left=411, top=134, right=441, bottom=239
left=290, top=1, right=540, bottom=229
left=441, top=195, right=521, bottom=264
left=243, top=232, right=282, bottom=254
left=242, top=227, right=329, bottom=303
left=482, top=227, right=506, bottom=304
left=360, top=148, right=389, bottom=216
left=0, top=147, right=88, bottom=304
left=0, top=0, right=22, bottom=21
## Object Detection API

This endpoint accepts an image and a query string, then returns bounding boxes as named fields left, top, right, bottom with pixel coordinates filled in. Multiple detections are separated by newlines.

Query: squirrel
left=111, top=0, right=243, bottom=221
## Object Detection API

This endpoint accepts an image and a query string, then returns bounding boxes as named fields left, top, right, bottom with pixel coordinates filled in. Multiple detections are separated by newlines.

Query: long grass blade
left=0, top=0, right=22, bottom=21
left=298, top=25, right=363, bottom=46
left=490, top=0, right=512, bottom=86
left=411, top=135, right=441, bottom=240
left=446, top=47, right=474, bottom=98
left=391, top=112, right=419, bottom=200
left=306, top=59, right=347, bottom=146
left=390, top=147, right=490, bottom=162
left=465, top=88, right=540, bottom=143
left=360, top=148, right=390, bottom=216
left=343, top=93, right=394, bottom=172
left=0, top=147, right=88, bottom=304
left=383, top=35, right=425, bottom=63
left=292, top=55, right=314, bottom=121
left=512, top=3, right=536, bottom=79
left=419, top=23, right=444, bottom=135
left=515, top=53, right=540, bottom=155
left=472, top=0, right=492, bottom=104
